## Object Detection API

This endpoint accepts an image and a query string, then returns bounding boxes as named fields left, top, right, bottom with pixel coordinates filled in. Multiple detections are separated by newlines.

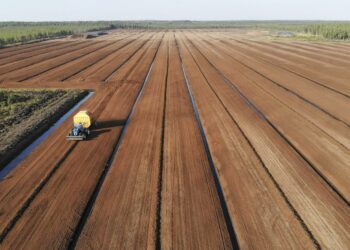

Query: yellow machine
left=73, top=111, right=93, bottom=128
left=66, top=111, right=94, bottom=140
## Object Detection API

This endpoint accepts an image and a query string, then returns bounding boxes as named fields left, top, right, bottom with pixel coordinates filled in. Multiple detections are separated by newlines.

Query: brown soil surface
left=0, top=30, right=349, bottom=249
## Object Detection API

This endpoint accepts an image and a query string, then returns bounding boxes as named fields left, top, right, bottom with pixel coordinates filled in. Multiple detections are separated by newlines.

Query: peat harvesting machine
left=66, top=111, right=94, bottom=141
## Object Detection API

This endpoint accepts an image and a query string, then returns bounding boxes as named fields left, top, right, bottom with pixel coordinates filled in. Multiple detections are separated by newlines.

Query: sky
left=1, top=0, right=349, bottom=21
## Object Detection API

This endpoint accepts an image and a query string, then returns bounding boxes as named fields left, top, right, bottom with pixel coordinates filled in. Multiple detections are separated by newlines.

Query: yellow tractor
left=66, top=111, right=94, bottom=141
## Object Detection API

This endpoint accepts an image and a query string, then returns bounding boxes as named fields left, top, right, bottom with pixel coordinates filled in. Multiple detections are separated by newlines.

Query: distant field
left=0, top=21, right=349, bottom=47
left=0, top=89, right=88, bottom=169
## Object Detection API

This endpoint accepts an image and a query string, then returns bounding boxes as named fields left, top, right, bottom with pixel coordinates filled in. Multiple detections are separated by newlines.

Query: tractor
left=66, top=111, right=93, bottom=141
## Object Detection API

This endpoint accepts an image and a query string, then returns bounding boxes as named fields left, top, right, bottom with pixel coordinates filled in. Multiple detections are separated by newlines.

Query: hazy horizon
left=1, top=0, right=349, bottom=22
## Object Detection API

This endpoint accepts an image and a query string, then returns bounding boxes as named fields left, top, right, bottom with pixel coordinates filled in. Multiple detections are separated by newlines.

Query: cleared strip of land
left=75, top=33, right=169, bottom=249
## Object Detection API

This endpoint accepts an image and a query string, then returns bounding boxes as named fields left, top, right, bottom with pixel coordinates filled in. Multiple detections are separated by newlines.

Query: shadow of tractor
left=88, top=119, right=126, bottom=140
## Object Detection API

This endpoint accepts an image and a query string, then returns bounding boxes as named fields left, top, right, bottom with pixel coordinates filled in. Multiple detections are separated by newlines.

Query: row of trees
left=302, top=24, right=349, bottom=40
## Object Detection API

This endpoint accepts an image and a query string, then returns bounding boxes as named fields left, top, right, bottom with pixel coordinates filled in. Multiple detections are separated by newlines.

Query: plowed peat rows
left=177, top=33, right=316, bottom=249
left=219, top=39, right=350, bottom=96
left=246, top=40, right=350, bottom=70
left=314, top=42, right=350, bottom=52
left=264, top=41, right=350, bottom=68
left=273, top=41, right=350, bottom=66
left=66, top=32, right=157, bottom=82
left=292, top=42, right=350, bottom=59
left=194, top=33, right=350, bottom=150
left=74, top=33, right=170, bottom=249
left=160, top=36, right=232, bottom=249
left=311, top=44, right=350, bottom=56
left=0, top=30, right=349, bottom=249
left=0, top=40, right=81, bottom=66
left=26, top=32, right=146, bottom=82
left=194, top=34, right=350, bottom=125
left=178, top=33, right=350, bottom=249
left=187, top=32, right=350, bottom=201
left=0, top=41, right=112, bottom=82
left=0, top=31, right=138, bottom=82
left=0, top=40, right=100, bottom=76
left=0, top=41, right=60, bottom=59
left=0, top=33, right=163, bottom=248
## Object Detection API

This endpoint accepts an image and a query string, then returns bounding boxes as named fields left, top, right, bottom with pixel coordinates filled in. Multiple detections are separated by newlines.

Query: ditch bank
left=0, top=89, right=90, bottom=172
